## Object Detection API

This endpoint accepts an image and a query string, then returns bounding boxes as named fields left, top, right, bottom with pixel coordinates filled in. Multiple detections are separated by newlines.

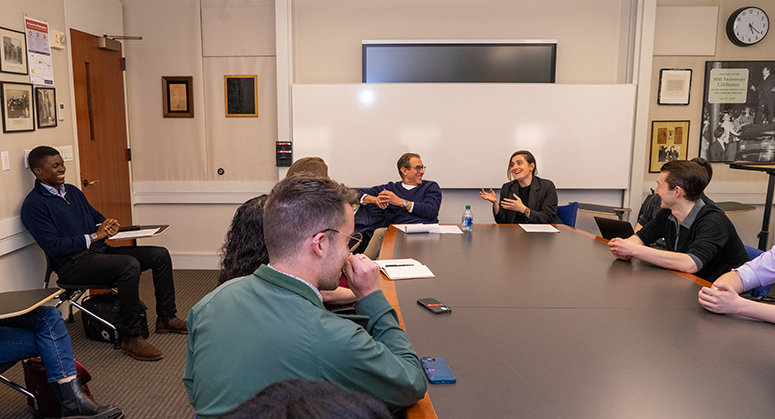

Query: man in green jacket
left=183, top=175, right=427, bottom=419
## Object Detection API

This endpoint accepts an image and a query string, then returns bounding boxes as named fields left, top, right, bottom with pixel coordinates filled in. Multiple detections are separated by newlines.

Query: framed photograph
left=162, top=76, right=194, bottom=118
left=224, top=75, right=257, bottom=117
left=1, top=81, right=35, bottom=132
left=700, top=60, right=775, bottom=162
left=649, top=121, right=689, bottom=172
left=657, top=69, right=691, bottom=105
left=0, top=27, right=28, bottom=75
left=35, top=87, right=57, bottom=128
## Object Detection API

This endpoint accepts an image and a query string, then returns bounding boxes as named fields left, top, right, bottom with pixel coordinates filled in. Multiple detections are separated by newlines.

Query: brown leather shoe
left=156, top=315, right=188, bottom=334
left=121, top=335, right=163, bottom=361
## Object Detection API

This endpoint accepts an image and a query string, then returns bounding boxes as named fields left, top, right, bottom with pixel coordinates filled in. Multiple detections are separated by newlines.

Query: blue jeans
left=0, top=305, right=76, bottom=383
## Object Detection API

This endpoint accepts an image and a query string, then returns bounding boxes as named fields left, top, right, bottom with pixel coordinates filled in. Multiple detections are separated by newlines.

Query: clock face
left=728, top=7, right=769, bottom=46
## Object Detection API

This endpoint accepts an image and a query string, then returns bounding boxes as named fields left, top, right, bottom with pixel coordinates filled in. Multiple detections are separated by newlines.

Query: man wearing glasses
left=184, top=176, right=426, bottom=419
left=358, top=153, right=442, bottom=258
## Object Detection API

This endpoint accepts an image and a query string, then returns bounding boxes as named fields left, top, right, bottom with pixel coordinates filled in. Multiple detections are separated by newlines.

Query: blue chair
left=556, top=202, right=578, bottom=228
left=744, top=245, right=772, bottom=298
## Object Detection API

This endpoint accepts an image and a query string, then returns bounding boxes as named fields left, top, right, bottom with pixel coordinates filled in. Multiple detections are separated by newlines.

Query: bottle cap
left=465, top=205, right=471, bottom=209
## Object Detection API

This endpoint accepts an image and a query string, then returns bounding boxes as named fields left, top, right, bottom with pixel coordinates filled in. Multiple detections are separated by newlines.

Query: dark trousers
left=55, top=245, right=176, bottom=336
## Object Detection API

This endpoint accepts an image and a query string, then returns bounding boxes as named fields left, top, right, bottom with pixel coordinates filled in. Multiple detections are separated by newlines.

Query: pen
left=385, top=264, right=414, bottom=267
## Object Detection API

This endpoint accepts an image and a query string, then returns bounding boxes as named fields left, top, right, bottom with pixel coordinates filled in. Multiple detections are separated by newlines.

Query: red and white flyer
left=24, top=17, right=54, bottom=85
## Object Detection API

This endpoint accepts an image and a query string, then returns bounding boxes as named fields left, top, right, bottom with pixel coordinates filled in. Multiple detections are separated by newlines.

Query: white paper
left=519, top=224, right=560, bottom=233
left=108, top=228, right=160, bottom=240
left=375, top=259, right=421, bottom=269
left=376, top=258, right=434, bottom=280
left=393, top=224, right=440, bottom=234
left=393, top=224, right=463, bottom=234
left=24, top=17, right=54, bottom=86
left=438, top=225, right=464, bottom=234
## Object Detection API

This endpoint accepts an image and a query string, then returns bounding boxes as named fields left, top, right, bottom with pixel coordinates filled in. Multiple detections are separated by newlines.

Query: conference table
left=378, top=224, right=775, bottom=419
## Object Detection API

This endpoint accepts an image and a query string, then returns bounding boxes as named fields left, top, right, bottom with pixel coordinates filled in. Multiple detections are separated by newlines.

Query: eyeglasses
left=318, top=229, right=363, bottom=252
left=404, top=165, right=426, bottom=171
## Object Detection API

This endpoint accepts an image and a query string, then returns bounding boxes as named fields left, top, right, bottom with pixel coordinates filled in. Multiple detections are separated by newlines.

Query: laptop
left=594, top=216, right=635, bottom=240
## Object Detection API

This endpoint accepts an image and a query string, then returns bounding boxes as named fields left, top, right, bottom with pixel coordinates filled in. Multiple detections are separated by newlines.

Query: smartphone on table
left=417, top=298, right=451, bottom=314
left=421, top=357, right=456, bottom=384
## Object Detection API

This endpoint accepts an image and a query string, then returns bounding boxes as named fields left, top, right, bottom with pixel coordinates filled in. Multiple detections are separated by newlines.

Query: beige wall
left=292, top=0, right=630, bottom=84
left=645, top=0, right=775, bottom=246
left=123, top=0, right=278, bottom=183
left=0, top=0, right=123, bottom=291
left=647, top=0, right=775, bottom=186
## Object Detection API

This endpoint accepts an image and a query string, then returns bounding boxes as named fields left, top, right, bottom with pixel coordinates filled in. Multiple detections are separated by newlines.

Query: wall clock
left=727, top=6, right=769, bottom=46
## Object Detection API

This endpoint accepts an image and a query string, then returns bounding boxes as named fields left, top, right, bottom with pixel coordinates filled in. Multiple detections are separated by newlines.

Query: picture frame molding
left=0, top=26, right=28, bottom=75
left=35, top=86, right=57, bottom=128
left=657, top=69, right=692, bottom=105
left=224, top=75, right=258, bottom=117
left=649, top=120, right=690, bottom=172
left=1, top=81, right=35, bottom=133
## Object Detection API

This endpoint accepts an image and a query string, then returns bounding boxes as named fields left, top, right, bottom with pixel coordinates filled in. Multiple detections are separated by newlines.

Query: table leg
left=758, top=173, right=775, bottom=250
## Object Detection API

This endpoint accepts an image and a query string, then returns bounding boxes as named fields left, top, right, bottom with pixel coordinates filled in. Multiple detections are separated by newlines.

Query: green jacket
left=183, top=265, right=426, bottom=418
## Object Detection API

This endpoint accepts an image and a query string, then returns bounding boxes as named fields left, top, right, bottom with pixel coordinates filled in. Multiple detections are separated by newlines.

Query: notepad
left=519, top=224, right=560, bottom=233
left=393, top=224, right=440, bottom=234
left=375, top=259, right=435, bottom=280
left=393, top=224, right=463, bottom=234
left=108, top=228, right=160, bottom=240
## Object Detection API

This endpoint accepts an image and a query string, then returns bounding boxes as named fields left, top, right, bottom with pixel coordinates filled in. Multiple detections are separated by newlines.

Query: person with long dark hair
left=480, top=150, right=560, bottom=223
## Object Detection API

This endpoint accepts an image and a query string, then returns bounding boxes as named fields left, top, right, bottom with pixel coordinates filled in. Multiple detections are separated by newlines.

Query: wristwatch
left=90, top=232, right=99, bottom=241
left=403, top=200, right=410, bottom=209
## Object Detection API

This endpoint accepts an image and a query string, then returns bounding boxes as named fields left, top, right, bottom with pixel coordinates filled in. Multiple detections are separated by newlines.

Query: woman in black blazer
left=480, top=150, right=560, bottom=224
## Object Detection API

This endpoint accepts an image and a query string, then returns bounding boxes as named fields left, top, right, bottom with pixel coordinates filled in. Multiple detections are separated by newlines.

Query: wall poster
left=700, top=61, right=775, bottom=162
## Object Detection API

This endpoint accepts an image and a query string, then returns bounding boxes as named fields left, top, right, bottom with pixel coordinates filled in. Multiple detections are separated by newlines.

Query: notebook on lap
left=594, top=216, right=635, bottom=240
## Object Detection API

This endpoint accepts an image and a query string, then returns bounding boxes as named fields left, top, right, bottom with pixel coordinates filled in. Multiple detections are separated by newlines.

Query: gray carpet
left=0, top=269, right=219, bottom=419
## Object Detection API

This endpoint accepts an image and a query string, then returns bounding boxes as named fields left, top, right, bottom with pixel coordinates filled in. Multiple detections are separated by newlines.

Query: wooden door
left=70, top=29, right=132, bottom=227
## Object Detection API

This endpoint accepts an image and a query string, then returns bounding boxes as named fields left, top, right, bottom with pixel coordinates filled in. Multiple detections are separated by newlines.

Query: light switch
left=24, top=149, right=30, bottom=168
left=1, top=151, right=10, bottom=171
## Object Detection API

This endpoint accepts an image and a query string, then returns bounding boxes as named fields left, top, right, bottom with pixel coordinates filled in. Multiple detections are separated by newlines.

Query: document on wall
left=24, top=17, right=54, bottom=86
left=375, top=259, right=435, bottom=280
left=520, top=224, right=560, bottom=233
left=108, top=228, right=160, bottom=240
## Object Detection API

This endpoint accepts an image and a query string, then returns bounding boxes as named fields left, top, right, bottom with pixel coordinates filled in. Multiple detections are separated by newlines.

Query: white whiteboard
left=292, top=83, right=636, bottom=189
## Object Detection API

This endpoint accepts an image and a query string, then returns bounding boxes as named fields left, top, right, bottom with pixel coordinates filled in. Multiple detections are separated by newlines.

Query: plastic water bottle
left=461, top=205, right=473, bottom=232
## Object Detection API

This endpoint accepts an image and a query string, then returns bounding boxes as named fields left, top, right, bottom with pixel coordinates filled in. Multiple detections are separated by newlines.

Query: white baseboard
left=171, top=252, right=220, bottom=270
left=133, top=181, right=276, bottom=204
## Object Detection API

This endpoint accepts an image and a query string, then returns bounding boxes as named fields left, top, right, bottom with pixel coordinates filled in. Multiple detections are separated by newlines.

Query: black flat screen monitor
left=362, top=42, right=556, bottom=83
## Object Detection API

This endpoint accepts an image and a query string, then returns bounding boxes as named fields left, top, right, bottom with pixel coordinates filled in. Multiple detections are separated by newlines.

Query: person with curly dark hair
left=218, top=195, right=269, bottom=285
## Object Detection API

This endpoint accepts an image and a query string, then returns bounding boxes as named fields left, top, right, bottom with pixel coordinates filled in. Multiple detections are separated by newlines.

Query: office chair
left=0, top=361, right=43, bottom=419
left=744, top=245, right=772, bottom=299
left=43, top=256, right=121, bottom=349
left=556, top=202, right=579, bottom=228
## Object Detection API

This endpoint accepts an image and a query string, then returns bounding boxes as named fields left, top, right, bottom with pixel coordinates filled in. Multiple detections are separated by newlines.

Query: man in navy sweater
left=21, top=146, right=186, bottom=361
left=358, top=153, right=442, bottom=258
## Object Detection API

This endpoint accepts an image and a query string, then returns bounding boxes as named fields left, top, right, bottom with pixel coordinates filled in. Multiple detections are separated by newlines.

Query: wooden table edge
left=379, top=226, right=439, bottom=419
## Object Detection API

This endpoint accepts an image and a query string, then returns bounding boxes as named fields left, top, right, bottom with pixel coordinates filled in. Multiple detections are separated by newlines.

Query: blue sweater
left=358, top=180, right=442, bottom=226
left=21, top=180, right=106, bottom=269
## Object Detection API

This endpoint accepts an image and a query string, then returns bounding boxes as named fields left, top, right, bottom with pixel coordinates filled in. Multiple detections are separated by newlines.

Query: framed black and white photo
left=1, top=81, right=34, bottom=132
left=700, top=61, right=775, bottom=162
left=657, top=69, right=691, bottom=105
left=36, top=87, right=57, bottom=128
left=224, top=75, right=257, bottom=117
left=0, top=26, right=28, bottom=75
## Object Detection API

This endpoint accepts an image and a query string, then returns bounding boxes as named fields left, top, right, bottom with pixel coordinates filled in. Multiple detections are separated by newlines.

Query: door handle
left=83, top=179, right=100, bottom=187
